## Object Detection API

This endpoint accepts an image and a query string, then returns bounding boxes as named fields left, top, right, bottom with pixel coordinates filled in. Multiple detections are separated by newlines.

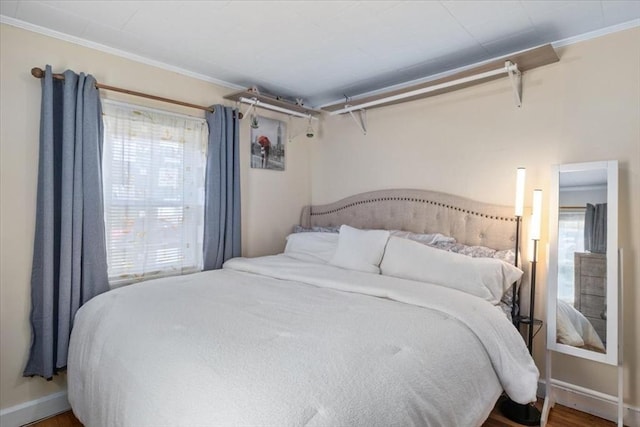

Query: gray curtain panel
left=203, top=105, right=241, bottom=270
left=584, top=203, right=607, bottom=254
left=24, top=65, right=109, bottom=379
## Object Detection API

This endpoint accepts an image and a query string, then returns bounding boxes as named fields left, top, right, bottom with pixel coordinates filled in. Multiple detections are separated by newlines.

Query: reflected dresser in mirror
left=574, top=251, right=606, bottom=347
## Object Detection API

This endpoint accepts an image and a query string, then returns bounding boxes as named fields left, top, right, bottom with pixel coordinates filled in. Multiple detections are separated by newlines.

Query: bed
left=67, top=189, right=539, bottom=427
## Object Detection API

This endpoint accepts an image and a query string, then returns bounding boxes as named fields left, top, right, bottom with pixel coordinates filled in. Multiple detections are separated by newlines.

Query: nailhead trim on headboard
left=301, top=189, right=517, bottom=251
left=310, top=196, right=515, bottom=222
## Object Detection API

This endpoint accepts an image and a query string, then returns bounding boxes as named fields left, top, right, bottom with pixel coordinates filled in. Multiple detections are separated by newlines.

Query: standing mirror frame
left=547, top=160, right=618, bottom=365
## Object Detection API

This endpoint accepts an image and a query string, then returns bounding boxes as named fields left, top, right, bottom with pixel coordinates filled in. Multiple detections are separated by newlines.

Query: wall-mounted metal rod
left=330, top=62, right=520, bottom=115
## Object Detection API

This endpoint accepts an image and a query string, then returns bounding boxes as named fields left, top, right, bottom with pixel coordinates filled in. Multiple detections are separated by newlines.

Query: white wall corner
left=0, top=390, right=70, bottom=427
left=538, top=380, right=639, bottom=426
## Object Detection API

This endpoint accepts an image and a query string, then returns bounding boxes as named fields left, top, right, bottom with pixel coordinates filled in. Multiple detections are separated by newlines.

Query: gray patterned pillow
left=389, top=230, right=455, bottom=245
left=292, top=225, right=341, bottom=233
left=294, top=226, right=455, bottom=244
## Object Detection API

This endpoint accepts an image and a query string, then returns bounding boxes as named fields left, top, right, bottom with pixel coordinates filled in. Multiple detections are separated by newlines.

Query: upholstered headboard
left=300, top=189, right=516, bottom=251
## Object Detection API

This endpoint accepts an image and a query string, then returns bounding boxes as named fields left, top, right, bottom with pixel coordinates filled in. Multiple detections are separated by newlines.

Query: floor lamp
left=511, top=167, right=526, bottom=324
left=527, top=190, right=543, bottom=353
left=501, top=171, right=542, bottom=425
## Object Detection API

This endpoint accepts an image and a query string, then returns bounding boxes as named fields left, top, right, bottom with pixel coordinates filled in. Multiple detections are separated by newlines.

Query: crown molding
left=552, top=18, right=640, bottom=48
left=0, top=15, right=244, bottom=91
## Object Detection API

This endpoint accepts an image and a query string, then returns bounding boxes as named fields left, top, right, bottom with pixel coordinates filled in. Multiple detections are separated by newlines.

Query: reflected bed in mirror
left=547, top=160, right=618, bottom=365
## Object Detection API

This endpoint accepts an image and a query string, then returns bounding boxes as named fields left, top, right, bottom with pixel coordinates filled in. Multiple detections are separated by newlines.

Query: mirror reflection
left=556, top=168, right=607, bottom=354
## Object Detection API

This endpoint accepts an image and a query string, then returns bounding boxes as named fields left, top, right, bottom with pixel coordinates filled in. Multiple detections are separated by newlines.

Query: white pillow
left=329, top=225, right=390, bottom=274
left=380, top=236, right=523, bottom=304
left=284, top=232, right=339, bottom=264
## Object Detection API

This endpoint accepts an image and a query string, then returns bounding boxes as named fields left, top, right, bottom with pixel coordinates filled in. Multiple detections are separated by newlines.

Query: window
left=102, top=101, right=208, bottom=286
left=557, top=208, right=585, bottom=304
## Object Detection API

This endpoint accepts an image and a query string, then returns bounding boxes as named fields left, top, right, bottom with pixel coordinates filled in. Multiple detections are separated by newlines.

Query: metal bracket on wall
left=347, top=107, right=367, bottom=135
left=506, top=60, right=522, bottom=108
left=241, top=99, right=258, bottom=118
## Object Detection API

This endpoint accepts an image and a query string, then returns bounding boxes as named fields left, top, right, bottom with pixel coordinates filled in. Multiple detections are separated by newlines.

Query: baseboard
left=0, top=391, right=70, bottom=427
left=538, top=379, right=640, bottom=426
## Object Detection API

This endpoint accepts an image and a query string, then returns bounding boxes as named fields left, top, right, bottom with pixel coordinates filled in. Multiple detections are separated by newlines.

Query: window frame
left=101, top=100, right=209, bottom=287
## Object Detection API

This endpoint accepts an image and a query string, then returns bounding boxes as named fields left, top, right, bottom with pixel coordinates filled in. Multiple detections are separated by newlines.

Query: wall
left=0, top=23, right=311, bottom=410
left=311, top=28, right=640, bottom=406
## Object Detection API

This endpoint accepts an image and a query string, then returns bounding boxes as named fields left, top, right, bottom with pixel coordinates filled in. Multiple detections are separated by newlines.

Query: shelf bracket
left=506, top=60, right=522, bottom=108
left=347, top=107, right=367, bottom=135
left=240, top=97, right=258, bottom=119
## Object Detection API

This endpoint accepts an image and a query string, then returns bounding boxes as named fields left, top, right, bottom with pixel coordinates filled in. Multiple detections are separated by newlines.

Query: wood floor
left=29, top=399, right=617, bottom=427
left=28, top=410, right=82, bottom=427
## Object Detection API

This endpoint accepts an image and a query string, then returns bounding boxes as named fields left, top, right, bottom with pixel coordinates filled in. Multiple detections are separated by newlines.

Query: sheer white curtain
left=557, top=209, right=585, bottom=304
left=102, top=101, right=208, bottom=286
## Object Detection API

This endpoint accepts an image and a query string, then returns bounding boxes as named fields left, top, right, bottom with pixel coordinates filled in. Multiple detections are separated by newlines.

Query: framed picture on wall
left=250, top=116, right=286, bottom=171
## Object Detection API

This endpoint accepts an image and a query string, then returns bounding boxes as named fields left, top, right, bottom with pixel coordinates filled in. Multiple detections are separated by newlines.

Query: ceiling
left=560, top=168, right=608, bottom=189
left=1, top=1, right=639, bottom=107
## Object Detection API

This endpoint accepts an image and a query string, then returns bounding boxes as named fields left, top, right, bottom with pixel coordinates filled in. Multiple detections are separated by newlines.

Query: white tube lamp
left=510, top=167, right=526, bottom=324
left=526, top=188, right=543, bottom=361
left=530, top=189, right=542, bottom=241
left=515, top=167, right=526, bottom=217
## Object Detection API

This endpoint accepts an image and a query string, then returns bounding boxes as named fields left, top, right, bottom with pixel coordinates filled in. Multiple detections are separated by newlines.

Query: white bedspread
left=557, top=299, right=605, bottom=352
left=68, top=255, right=538, bottom=427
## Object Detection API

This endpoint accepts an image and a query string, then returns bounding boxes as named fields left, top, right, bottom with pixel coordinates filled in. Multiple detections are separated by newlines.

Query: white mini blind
left=102, top=101, right=208, bottom=286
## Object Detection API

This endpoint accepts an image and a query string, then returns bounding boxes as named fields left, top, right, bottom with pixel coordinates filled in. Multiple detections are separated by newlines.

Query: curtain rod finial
left=31, top=67, right=45, bottom=78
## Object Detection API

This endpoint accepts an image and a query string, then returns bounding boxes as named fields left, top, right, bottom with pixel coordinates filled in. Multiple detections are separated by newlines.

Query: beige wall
left=311, top=27, right=640, bottom=406
left=0, top=23, right=310, bottom=409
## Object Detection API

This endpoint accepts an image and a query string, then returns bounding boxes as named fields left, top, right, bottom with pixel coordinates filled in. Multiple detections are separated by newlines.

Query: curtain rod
left=30, top=67, right=242, bottom=118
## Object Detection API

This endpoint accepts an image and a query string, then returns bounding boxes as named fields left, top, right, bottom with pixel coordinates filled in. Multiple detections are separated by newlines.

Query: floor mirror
left=542, top=160, right=622, bottom=426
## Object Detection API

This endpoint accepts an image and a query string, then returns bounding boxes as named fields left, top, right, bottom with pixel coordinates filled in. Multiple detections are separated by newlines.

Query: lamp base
left=500, top=398, right=541, bottom=426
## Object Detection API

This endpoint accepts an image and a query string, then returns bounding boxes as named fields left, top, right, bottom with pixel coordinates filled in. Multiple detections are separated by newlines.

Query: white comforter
left=557, top=299, right=605, bottom=352
left=68, top=255, right=538, bottom=427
